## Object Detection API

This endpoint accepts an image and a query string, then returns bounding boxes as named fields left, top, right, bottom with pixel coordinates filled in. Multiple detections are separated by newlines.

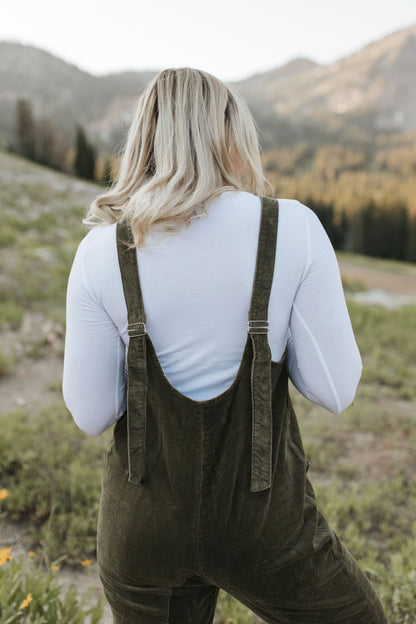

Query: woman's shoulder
left=72, top=223, right=119, bottom=288
left=75, top=222, right=118, bottom=262
left=208, top=192, right=321, bottom=243
left=215, top=191, right=315, bottom=218
left=232, top=192, right=318, bottom=223
left=79, top=221, right=117, bottom=247
left=276, top=197, right=316, bottom=218
left=273, top=197, right=323, bottom=238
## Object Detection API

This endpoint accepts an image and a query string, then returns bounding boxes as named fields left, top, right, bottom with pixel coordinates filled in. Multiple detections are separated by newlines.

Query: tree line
left=13, top=98, right=99, bottom=181
left=302, top=198, right=416, bottom=262
left=9, top=98, right=416, bottom=263
left=264, top=137, right=416, bottom=262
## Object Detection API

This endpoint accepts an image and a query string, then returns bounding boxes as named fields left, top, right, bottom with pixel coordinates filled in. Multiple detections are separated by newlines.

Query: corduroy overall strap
left=248, top=196, right=279, bottom=492
left=116, top=221, right=147, bottom=484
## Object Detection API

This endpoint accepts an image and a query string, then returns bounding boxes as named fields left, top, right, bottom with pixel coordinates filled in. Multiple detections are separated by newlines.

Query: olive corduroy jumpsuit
left=97, top=197, right=388, bottom=624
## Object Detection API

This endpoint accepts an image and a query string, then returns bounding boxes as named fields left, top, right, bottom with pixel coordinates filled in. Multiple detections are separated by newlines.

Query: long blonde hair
left=85, top=67, right=271, bottom=246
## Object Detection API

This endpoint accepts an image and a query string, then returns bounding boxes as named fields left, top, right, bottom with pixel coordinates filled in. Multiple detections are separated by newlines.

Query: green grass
left=0, top=226, right=18, bottom=247
left=0, top=151, right=96, bottom=316
left=341, top=275, right=368, bottom=293
left=0, top=349, right=15, bottom=376
left=216, top=591, right=255, bottom=623
left=0, top=555, right=104, bottom=623
left=0, top=302, right=25, bottom=329
left=0, top=404, right=111, bottom=566
left=348, top=301, right=416, bottom=400
left=0, top=150, right=99, bottom=367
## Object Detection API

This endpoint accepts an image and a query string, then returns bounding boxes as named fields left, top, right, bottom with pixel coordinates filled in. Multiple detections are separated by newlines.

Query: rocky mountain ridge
left=0, top=23, right=415, bottom=148
left=239, top=23, right=416, bottom=130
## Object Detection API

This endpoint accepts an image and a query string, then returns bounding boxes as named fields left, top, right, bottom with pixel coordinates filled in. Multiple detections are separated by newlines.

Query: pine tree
left=36, top=118, right=55, bottom=167
left=15, top=99, right=36, bottom=160
left=74, top=125, right=96, bottom=180
left=406, top=214, right=416, bottom=262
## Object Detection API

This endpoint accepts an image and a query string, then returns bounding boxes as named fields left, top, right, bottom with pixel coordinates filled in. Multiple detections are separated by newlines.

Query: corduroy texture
left=97, top=197, right=387, bottom=623
left=116, top=221, right=147, bottom=484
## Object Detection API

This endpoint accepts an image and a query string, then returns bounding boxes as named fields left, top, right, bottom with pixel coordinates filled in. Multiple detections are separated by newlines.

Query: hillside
left=0, top=150, right=97, bottom=388
left=0, top=42, right=156, bottom=146
left=1, top=23, right=416, bottom=149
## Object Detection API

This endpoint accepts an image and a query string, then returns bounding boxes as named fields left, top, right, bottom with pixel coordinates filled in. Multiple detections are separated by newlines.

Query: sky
left=1, top=0, right=416, bottom=81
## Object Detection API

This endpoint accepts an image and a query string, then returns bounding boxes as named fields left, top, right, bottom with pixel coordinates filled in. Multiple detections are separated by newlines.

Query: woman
left=63, top=68, right=387, bottom=623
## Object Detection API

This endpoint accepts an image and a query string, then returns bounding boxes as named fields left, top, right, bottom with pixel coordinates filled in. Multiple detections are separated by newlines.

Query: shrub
left=0, top=302, right=25, bottom=328
left=0, top=553, right=104, bottom=623
left=0, top=349, right=14, bottom=376
left=0, top=404, right=111, bottom=564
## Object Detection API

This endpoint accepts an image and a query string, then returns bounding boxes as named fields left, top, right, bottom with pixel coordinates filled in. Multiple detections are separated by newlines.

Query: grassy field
left=1, top=150, right=415, bottom=623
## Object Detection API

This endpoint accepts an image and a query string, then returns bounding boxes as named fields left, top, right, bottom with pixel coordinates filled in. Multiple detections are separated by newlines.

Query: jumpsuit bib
left=97, top=197, right=387, bottom=624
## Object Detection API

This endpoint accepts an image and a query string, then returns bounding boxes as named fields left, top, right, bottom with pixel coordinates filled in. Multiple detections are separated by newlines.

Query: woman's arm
left=286, top=208, right=362, bottom=413
left=62, top=235, right=126, bottom=435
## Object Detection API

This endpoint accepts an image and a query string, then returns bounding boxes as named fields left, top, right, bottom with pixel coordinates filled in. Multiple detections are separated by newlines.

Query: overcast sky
left=1, top=0, right=415, bottom=80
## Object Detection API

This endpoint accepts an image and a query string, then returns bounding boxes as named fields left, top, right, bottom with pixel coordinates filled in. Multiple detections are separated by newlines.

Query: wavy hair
left=85, top=67, right=271, bottom=246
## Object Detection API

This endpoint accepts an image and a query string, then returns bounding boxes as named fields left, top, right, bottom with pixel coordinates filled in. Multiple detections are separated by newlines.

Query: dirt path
left=0, top=354, right=63, bottom=414
left=338, top=257, right=416, bottom=299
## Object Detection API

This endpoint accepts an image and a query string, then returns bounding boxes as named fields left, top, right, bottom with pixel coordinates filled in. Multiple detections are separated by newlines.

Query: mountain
left=0, top=42, right=156, bottom=145
left=239, top=24, right=416, bottom=131
left=0, top=24, right=415, bottom=149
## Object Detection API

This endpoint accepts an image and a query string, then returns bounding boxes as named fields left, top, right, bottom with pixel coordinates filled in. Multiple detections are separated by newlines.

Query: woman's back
left=63, top=191, right=361, bottom=436
left=63, top=67, right=387, bottom=624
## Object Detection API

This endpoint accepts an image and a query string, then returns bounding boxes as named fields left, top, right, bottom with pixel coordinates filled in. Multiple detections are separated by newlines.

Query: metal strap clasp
left=247, top=320, right=269, bottom=335
left=127, top=322, right=146, bottom=337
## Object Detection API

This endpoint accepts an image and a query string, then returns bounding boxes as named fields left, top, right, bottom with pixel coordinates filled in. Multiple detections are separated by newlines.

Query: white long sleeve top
left=63, top=191, right=362, bottom=436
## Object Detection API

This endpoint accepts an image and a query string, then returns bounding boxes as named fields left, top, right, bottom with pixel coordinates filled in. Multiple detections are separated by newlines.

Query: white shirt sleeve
left=62, top=235, right=127, bottom=436
left=286, top=208, right=362, bottom=413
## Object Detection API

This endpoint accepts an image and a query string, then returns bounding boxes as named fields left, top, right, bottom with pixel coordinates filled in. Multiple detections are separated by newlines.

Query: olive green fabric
left=97, top=197, right=387, bottom=623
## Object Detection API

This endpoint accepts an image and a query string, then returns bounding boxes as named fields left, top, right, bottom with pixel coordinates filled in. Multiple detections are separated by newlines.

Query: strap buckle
left=127, top=322, right=146, bottom=337
left=247, top=320, right=269, bottom=335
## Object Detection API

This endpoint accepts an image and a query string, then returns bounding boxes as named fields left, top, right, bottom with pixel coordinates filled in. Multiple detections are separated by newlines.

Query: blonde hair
left=85, top=67, right=272, bottom=246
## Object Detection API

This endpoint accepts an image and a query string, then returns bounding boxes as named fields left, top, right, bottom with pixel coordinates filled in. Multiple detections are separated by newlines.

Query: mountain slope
left=238, top=24, right=416, bottom=130
left=0, top=42, right=156, bottom=144
left=0, top=24, right=415, bottom=148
